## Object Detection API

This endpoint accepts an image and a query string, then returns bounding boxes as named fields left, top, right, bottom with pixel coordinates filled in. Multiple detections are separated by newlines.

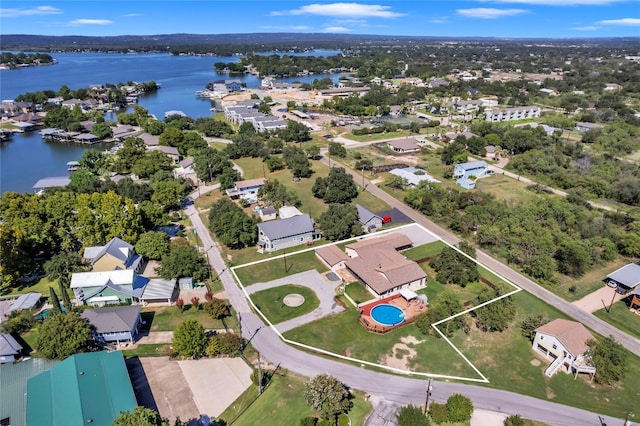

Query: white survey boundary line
left=231, top=222, right=523, bottom=383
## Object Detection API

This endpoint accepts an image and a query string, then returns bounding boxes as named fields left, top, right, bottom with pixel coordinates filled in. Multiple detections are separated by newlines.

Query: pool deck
left=359, top=294, right=426, bottom=333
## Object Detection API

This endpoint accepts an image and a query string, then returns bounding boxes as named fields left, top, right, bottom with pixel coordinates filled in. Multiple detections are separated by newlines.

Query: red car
left=382, top=215, right=392, bottom=224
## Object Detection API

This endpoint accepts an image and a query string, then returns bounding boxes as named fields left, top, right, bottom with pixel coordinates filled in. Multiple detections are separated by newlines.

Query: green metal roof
left=26, top=351, right=137, bottom=426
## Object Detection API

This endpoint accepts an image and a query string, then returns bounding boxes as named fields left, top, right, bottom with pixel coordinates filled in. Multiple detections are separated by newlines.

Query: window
left=552, top=344, right=557, bottom=350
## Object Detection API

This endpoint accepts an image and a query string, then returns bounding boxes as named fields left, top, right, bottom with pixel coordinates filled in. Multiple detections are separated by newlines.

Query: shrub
left=1, top=310, right=35, bottom=334
left=446, top=394, right=473, bottom=422
left=206, top=332, right=243, bottom=357
left=505, top=415, right=525, bottom=426
left=397, top=404, right=430, bottom=426
left=428, top=402, right=448, bottom=424
left=299, top=417, right=317, bottom=426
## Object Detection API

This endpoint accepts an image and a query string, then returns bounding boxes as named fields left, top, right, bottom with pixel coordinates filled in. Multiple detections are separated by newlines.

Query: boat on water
left=67, top=161, right=81, bottom=172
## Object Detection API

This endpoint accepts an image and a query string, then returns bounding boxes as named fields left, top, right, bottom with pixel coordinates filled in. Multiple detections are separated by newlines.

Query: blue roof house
left=457, top=178, right=476, bottom=190
left=453, top=161, right=488, bottom=179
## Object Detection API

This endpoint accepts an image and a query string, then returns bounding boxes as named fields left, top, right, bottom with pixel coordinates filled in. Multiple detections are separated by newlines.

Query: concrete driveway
left=572, top=286, right=625, bottom=313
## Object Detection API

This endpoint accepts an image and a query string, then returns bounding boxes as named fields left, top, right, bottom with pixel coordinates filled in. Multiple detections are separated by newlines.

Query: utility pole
left=361, top=167, right=365, bottom=191
left=423, top=379, right=432, bottom=415
left=607, top=285, right=617, bottom=313
left=257, top=351, right=263, bottom=394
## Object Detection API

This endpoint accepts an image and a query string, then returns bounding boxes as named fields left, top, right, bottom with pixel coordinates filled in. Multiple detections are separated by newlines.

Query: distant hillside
left=3, top=33, right=637, bottom=55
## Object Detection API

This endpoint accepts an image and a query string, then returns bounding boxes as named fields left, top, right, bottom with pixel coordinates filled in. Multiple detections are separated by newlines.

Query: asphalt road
left=184, top=185, right=631, bottom=426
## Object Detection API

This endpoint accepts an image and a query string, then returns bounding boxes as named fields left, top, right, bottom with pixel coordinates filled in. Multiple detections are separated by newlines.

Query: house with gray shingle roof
left=83, top=237, right=143, bottom=273
left=1, top=333, right=24, bottom=363
left=257, top=214, right=321, bottom=252
left=356, top=204, right=382, bottom=233
left=386, top=138, right=421, bottom=154
left=81, top=305, right=141, bottom=343
left=453, top=161, right=488, bottom=179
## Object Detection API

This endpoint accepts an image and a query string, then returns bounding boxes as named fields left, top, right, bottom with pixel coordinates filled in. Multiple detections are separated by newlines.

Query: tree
left=305, top=144, right=321, bottom=159
left=193, top=147, right=233, bottom=183
left=303, top=374, right=352, bottom=422
left=520, top=313, right=549, bottom=341
left=555, top=239, right=591, bottom=277
left=206, top=332, right=243, bottom=357
left=312, top=167, right=358, bottom=204
left=113, top=406, right=167, bottom=426
left=44, top=251, right=87, bottom=289
left=415, top=291, right=466, bottom=337
left=58, top=280, right=72, bottom=310
left=151, top=180, right=187, bottom=212
left=328, top=142, right=347, bottom=158
left=135, top=231, right=170, bottom=260
left=49, top=286, right=62, bottom=314
left=172, top=319, right=208, bottom=358
left=207, top=198, right=258, bottom=249
left=587, top=336, right=628, bottom=385
left=473, top=289, right=516, bottom=332
left=385, top=174, right=407, bottom=189
left=446, top=394, right=473, bottom=423
left=280, top=120, right=310, bottom=143
left=91, top=121, right=113, bottom=139
left=175, top=297, right=185, bottom=312
left=159, top=243, right=208, bottom=281
left=396, top=404, right=430, bottom=426
left=36, top=312, right=91, bottom=359
left=282, top=146, right=312, bottom=178
left=354, top=159, right=373, bottom=171
left=204, top=298, right=230, bottom=320
left=257, top=179, right=301, bottom=209
left=190, top=296, right=200, bottom=310
left=159, top=127, right=185, bottom=151
left=429, top=246, right=479, bottom=287
left=318, top=204, right=362, bottom=241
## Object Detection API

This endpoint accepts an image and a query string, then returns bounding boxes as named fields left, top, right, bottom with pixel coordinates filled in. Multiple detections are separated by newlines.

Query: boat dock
left=40, top=128, right=100, bottom=144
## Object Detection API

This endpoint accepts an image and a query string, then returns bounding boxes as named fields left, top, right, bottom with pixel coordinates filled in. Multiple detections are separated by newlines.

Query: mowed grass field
left=593, top=301, right=640, bottom=340
left=234, top=249, right=329, bottom=286
left=250, top=284, right=320, bottom=325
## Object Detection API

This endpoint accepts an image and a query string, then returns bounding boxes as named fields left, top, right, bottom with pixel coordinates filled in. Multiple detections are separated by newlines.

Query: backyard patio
left=358, top=291, right=427, bottom=333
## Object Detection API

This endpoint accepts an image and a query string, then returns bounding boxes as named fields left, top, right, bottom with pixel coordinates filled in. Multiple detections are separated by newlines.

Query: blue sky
left=1, top=1, right=639, bottom=38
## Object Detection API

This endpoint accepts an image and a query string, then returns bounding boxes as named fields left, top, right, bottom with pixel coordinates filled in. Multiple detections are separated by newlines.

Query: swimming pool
left=370, top=304, right=405, bottom=326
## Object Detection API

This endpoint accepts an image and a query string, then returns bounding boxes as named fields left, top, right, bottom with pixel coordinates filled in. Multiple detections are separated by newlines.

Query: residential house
left=453, top=161, right=488, bottom=179
left=386, top=138, right=421, bottom=154
left=150, top=145, right=180, bottom=163
left=484, top=145, right=497, bottom=159
left=0, top=333, right=24, bottom=363
left=32, top=176, right=71, bottom=193
left=389, top=167, right=440, bottom=187
left=259, top=206, right=277, bottom=222
left=315, top=245, right=350, bottom=272
left=516, top=122, right=560, bottom=136
left=83, top=237, right=143, bottom=273
left=604, top=83, right=623, bottom=92
left=575, top=122, right=604, bottom=132
left=539, top=88, right=557, bottom=96
left=174, top=156, right=198, bottom=181
left=257, top=214, right=321, bottom=252
left=81, top=305, right=141, bottom=344
left=344, top=233, right=425, bottom=298
left=111, top=125, right=137, bottom=141
left=70, top=269, right=176, bottom=306
left=138, top=133, right=160, bottom=147
left=6, top=292, right=42, bottom=315
left=451, top=100, right=483, bottom=114
left=484, top=106, right=540, bottom=122
left=428, top=78, right=449, bottom=88
left=164, top=110, right=187, bottom=119
left=26, top=351, right=137, bottom=426
left=388, top=105, right=403, bottom=118
left=532, top=319, right=596, bottom=377
left=445, top=131, right=476, bottom=141
left=356, top=204, right=383, bottom=234
left=605, top=263, right=640, bottom=294
left=225, top=177, right=266, bottom=200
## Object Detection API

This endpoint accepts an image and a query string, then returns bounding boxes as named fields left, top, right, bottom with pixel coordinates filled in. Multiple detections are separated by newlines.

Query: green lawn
left=593, top=301, right=640, bottom=340
left=141, top=304, right=239, bottom=332
left=223, top=370, right=372, bottom=426
left=122, top=344, right=172, bottom=357
left=234, top=250, right=328, bottom=286
left=342, top=129, right=413, bottom=142
left=250, top=284, right=320, bottom=325
left=3, top=276, right=59, bottom=297
left=345, top=282, right=375, bottom=305
left=283, top=296, right=479, bottom=379
left=404, top=241, right=447, bottom=261
left=234, top=157, right=268, bottom=180
left=476, top=175, right=542, bottom=205
left=548, top=258, right=632, bottom=302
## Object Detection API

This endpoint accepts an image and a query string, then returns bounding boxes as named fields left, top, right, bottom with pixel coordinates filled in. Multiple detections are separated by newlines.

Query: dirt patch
left=530, top=359, right=541, bottom=367
left=283, top=293, right=305, bottom=307
left=545, top=387, right=556, bottom=399
left=344, top=347, right=353, bottom=357
left=400, top=335, right=424, bottom=345
left=381, top=342, right=417, bottom=370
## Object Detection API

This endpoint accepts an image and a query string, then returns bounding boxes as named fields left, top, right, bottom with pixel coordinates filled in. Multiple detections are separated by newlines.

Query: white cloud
left=0, top=5, right=62, bottom=18
left=322, top=26, right=353, bottom=32
left=597, top=17, right=640, bottom=25
left=572, top=25, right=600, bottom=30
left=68, top=19, right=113, bottom=26
left=271, top=3, right=404, bottom=18
left=457, top=8, right=528, bottom=19
left=485, top=0, right=623, bottom=4
left=123, top=13, right=140, bottom=17
left=429, top=17, right=449, bottom=24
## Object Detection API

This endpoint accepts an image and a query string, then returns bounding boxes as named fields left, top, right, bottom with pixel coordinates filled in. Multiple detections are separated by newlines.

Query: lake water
left=0, top=51, right=342, bottom=193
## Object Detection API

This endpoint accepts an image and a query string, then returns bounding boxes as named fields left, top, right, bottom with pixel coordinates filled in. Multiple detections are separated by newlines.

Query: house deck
left=358, top=294, right=426, bottom=334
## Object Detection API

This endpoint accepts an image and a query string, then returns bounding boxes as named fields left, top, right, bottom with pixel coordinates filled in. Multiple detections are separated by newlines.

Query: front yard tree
left=446, top=394, right=473, bottom=423
left=135, top=231, right=170, bottom=260
left=312, top=167, right=358, bottom=204
left=44, top=251, right=87, bottom=288
left=328, top=142, right=347, bottom=158
left=193, top=147, right=233, bottom=183
left=588, top=336, right=628, bottom=385
left=318, top=204, right=362, bottom=241
left=172, top=319, right=208, bottom=358
left=257, top=179, right=301, bottom=209
left=207, top=198, right=258, bottom=249
left=204, top=298, right=230, bottom=320
left=113, top=406, right=165, bottom=426
left=36, top=312, right=91, bottom=360
left=282, top=146, right=312, bottom=178
left=429, top=246, right=479, bottom=287
left=159, top=241, right=208, bottom=281
left=303, top=374, right=352, bottom=423
left=397, top=404, right=430, bottom=426
left=49, top=286, right=62, bottom=314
